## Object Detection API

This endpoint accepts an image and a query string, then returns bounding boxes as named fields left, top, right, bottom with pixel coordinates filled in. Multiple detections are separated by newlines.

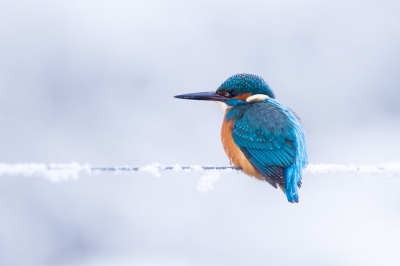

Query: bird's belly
left=221, top=116, right=264, bottom=181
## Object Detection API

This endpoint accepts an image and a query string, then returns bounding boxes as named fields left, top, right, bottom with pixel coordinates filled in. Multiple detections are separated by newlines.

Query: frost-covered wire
left=1, top=162, right=399, bottom=193
left=0, top=163, right=238, bottom=181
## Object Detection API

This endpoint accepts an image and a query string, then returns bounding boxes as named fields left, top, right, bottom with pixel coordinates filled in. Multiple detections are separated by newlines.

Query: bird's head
left=174, top=74, right=275, bottom=108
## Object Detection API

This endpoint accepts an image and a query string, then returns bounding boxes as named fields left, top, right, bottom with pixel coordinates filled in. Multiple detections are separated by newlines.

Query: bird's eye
left=230, top=91, right=238, bottom=97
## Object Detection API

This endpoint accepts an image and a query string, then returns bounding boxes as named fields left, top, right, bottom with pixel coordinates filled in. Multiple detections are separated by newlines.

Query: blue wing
left=229, top=100, right=299, bottom=188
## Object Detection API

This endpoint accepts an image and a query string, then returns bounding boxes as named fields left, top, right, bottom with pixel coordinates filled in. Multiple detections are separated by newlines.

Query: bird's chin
left=215, top=101, right=228, bottom=112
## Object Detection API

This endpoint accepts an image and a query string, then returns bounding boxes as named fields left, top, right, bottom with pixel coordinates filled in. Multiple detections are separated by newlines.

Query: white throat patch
left=215, top=101, right=228, bottom=112
left=246, top=94, right=270, bottom=102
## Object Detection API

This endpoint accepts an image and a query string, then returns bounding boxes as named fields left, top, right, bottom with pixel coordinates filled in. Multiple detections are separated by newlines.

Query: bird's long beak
left=174, top=91, right=227, bottom=101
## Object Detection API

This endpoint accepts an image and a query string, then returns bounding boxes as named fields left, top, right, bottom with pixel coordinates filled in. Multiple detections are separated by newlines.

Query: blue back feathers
left=217, top=74, right=276, bottom=99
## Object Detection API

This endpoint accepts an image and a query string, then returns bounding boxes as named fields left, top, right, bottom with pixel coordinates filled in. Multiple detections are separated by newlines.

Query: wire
left=90, top=166, right=240, bottom=171
left=0, top=162, right=399, bottom=183
left=1, top=162, right=399, bottom=193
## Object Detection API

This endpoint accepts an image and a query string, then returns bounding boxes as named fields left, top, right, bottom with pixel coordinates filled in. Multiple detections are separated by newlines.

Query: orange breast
left=220, top=110, right=264, bottom=181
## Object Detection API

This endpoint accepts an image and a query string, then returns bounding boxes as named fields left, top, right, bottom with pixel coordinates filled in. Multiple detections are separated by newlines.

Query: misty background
left=0, top=0, right=400, bottom=265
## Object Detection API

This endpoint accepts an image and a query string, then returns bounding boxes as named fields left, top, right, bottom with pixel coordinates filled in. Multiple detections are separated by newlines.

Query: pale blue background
left=0, top=1, right=400, bottom=265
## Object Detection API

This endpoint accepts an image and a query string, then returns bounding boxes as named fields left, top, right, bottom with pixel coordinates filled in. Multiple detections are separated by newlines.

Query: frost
left=1, top=162, right=399, bottom=191
left=0, top=162, right=92, bottom=183
left=195, top=170, right=221, bottom=195
left=172, top=164, right=183, bottom=171
left=190, top=165, right=204, bottom=172
left=139, top=163, right=161, bottom=177
left=305, top=162, right=400, bottom=178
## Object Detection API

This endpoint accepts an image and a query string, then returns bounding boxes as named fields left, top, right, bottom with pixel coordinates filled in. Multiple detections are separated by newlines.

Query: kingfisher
left=175, top=74, right=307, bottom=203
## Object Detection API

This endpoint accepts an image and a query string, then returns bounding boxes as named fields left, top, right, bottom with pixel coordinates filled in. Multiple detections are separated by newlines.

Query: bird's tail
left=278, top=185, right=299, bottom=203
left=284, top=185, right=299, bottom=203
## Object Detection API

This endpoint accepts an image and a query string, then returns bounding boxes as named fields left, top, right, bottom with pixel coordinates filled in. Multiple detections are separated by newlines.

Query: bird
left=174, top=74, right=307, bottom=203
